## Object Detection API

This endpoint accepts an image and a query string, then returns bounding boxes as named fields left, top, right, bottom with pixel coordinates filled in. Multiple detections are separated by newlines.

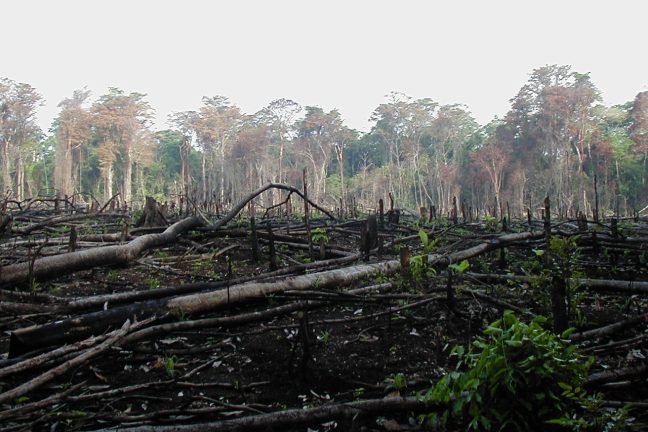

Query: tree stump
left=135, top=196, right=169, bottom=228
left=360, top=214, right=378, bottom=259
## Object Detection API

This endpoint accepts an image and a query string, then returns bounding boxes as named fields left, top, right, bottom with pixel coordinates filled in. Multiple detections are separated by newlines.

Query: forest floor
left=1, top=195, right=648, bottom=431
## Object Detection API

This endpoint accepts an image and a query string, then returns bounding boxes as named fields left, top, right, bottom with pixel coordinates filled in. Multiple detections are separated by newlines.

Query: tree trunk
left=104, top=165, right=113, bottom=202
left=7, top=229, right=542, bottom=355
left=90, top=396, right=429, bottom=432
left=123, top=146, right=132, bottom=204
left=135, top=196, right=168, bottom=227
left=0, top=139, right=11, bottom=194
left=9, top=260, right=400, bottom=357
left=0, top=216, right=205, bottom=287
left=201, top=152, right=207, bottom=203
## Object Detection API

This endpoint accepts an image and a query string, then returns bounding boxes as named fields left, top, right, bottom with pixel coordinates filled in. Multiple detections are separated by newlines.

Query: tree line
left=1, top=64, right=647, bottom=217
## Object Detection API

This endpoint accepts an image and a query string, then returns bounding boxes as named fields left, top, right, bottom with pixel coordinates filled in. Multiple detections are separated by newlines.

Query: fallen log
left=8, top=230, right=542, bottom=356
left=8, top=261, right=400, bottom=357
left=0, top=216, right=205, bottom=287
left=1, top=183, right=336, bottom=288
left=570, top=312, right=648, bottom=342
left=467, top=272, right=648, bottom=295
left=0, top=320, right=132, bottom=405
left=212, top=183, right=336, bottom=230
left=118, top=282, right=396, bottom=347
left=587, top=362, right=648, bottom=387
left=91, top=396, right=431, bottom=432
left=3, top=253, right=363, bottom=317
left=11, top=212, right=126, bottom=236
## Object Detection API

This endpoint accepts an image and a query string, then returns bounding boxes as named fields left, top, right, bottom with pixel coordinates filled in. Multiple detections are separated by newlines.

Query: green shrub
left=420, top=311, right=593, bottom=430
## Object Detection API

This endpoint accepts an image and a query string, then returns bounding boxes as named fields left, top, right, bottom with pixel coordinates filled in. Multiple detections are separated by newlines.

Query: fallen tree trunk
left=8, top=230, right=542, bottom=356
left=1, top=182, right=336, bottom=288
left=0, top=320, right=132, bottom=405
left=8, top=261, right=400, bottom=357
left=1, top=253, right=363, bottom=316
left=0, top=216, right=205, bottom=287
left=570, top=312, right=648, bottom=342
left=12, top=212, right=126, bottom=236
left=92, top=396, right=431, bottom=432
left=587, top=362, right=648, bottom=387
left=212, top=183, right=336, bottom=230
left=467, top=273, right=648, bottom=295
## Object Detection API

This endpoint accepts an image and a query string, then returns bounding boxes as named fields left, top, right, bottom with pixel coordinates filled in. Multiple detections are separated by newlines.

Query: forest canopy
left=1, top=64, right=647, bottom=217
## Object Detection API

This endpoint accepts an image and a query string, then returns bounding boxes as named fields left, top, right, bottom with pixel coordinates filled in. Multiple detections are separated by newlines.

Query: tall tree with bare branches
left=0, top=78, right=43, bottom=199
left=54, top=89, right=91, bottom=197
left=92, top=89, right=153, bottom=203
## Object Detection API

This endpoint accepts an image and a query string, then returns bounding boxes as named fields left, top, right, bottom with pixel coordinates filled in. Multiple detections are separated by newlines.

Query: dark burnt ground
left=1, top=211, right=648, bottom=431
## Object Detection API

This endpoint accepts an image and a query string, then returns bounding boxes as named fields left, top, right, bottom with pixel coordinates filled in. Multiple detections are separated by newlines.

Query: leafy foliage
left=548, top=383, right=638, bottom=431
left=420, top=311, right=593, bottom=431
left=409, top=229, right=440, bottom=281
left=311, top=227, right=329, bottom=243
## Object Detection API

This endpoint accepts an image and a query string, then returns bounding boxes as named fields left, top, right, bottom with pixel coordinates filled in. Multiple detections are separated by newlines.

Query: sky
left=3, top=0, right=648, bottom=133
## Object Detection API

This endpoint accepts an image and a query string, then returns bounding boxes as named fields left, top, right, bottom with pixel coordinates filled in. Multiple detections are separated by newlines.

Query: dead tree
left=134, top=196, right=168, bottom=228
left=0, top=216, right=205, bottom=287
left=8, top=230, right=544, bottom=355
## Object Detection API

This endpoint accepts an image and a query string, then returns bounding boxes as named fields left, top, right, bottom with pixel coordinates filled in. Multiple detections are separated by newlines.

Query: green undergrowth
left=418, top=311, right=636, bottom=431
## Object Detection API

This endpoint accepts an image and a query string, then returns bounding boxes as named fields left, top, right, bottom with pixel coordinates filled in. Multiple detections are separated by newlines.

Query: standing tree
left=629, top=92, right=648, bottom=187
left=295, top=107, right=348, bottom=204
left=194, top=96, right=242, bottom=204
left=92, top=88, right=153, bottom=203
left=0, top=78, right=13, bottom=194
left=168, top=111, right=198, bottom=203
left=54, top=89, right=91, bottom=197
left=0, top=79, right=43, bottom=199
left=259, top=98, right=301, bottom=187
left=505, top=65, right=602, bottom=214
left=471, top=124, right=511, bottom=212
left=428, top=104, right=479, bottom=211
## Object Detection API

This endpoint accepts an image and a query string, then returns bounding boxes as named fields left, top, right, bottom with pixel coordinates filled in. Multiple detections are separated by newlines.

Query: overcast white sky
left=3, top=0, right=647, bottom=133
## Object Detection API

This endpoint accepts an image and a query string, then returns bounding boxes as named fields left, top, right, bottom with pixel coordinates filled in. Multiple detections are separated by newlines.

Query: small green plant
left=418, top=229, right=439, bottom=253
left=173, top=309, right=189, bottom=321
left=548, top=383, right=638, bottom=431
left=389, top=372, right=408, bottom=391
left=156, top=250, right=170, bottom=258
left=409, top=229, right=440, bottom=281
left=317, top=330, right=331, bottom=345
left=311, top=227, right=329, bottom=243
left=353, top=387, right=366, bottom=400
left=146, top=278, right=160, bottom=289
left=617, top=221, right=635, bottom=237
left=372, top=272, right=388, bottom=284
left=483, top=215, right=498, bottom=232
left=225, top=255, right=237, bottom=274
left=15, top=396, right=30, bottom=405
left=164, top=355, right=178, bottom=377
left=410, top=254, right=432, bottom=280
left=30, top=278, right=40, bottom=291
left=131, top=209, right=144, bottom=223
left=106, top=269, right=120, bottom=282
left=448, top=259, right=470, bottom=274
left=420, top=311, right=593, bottom=430
left=191, top=259, right=210, bottom=272
left=48, top=286, right=63, bottom=296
